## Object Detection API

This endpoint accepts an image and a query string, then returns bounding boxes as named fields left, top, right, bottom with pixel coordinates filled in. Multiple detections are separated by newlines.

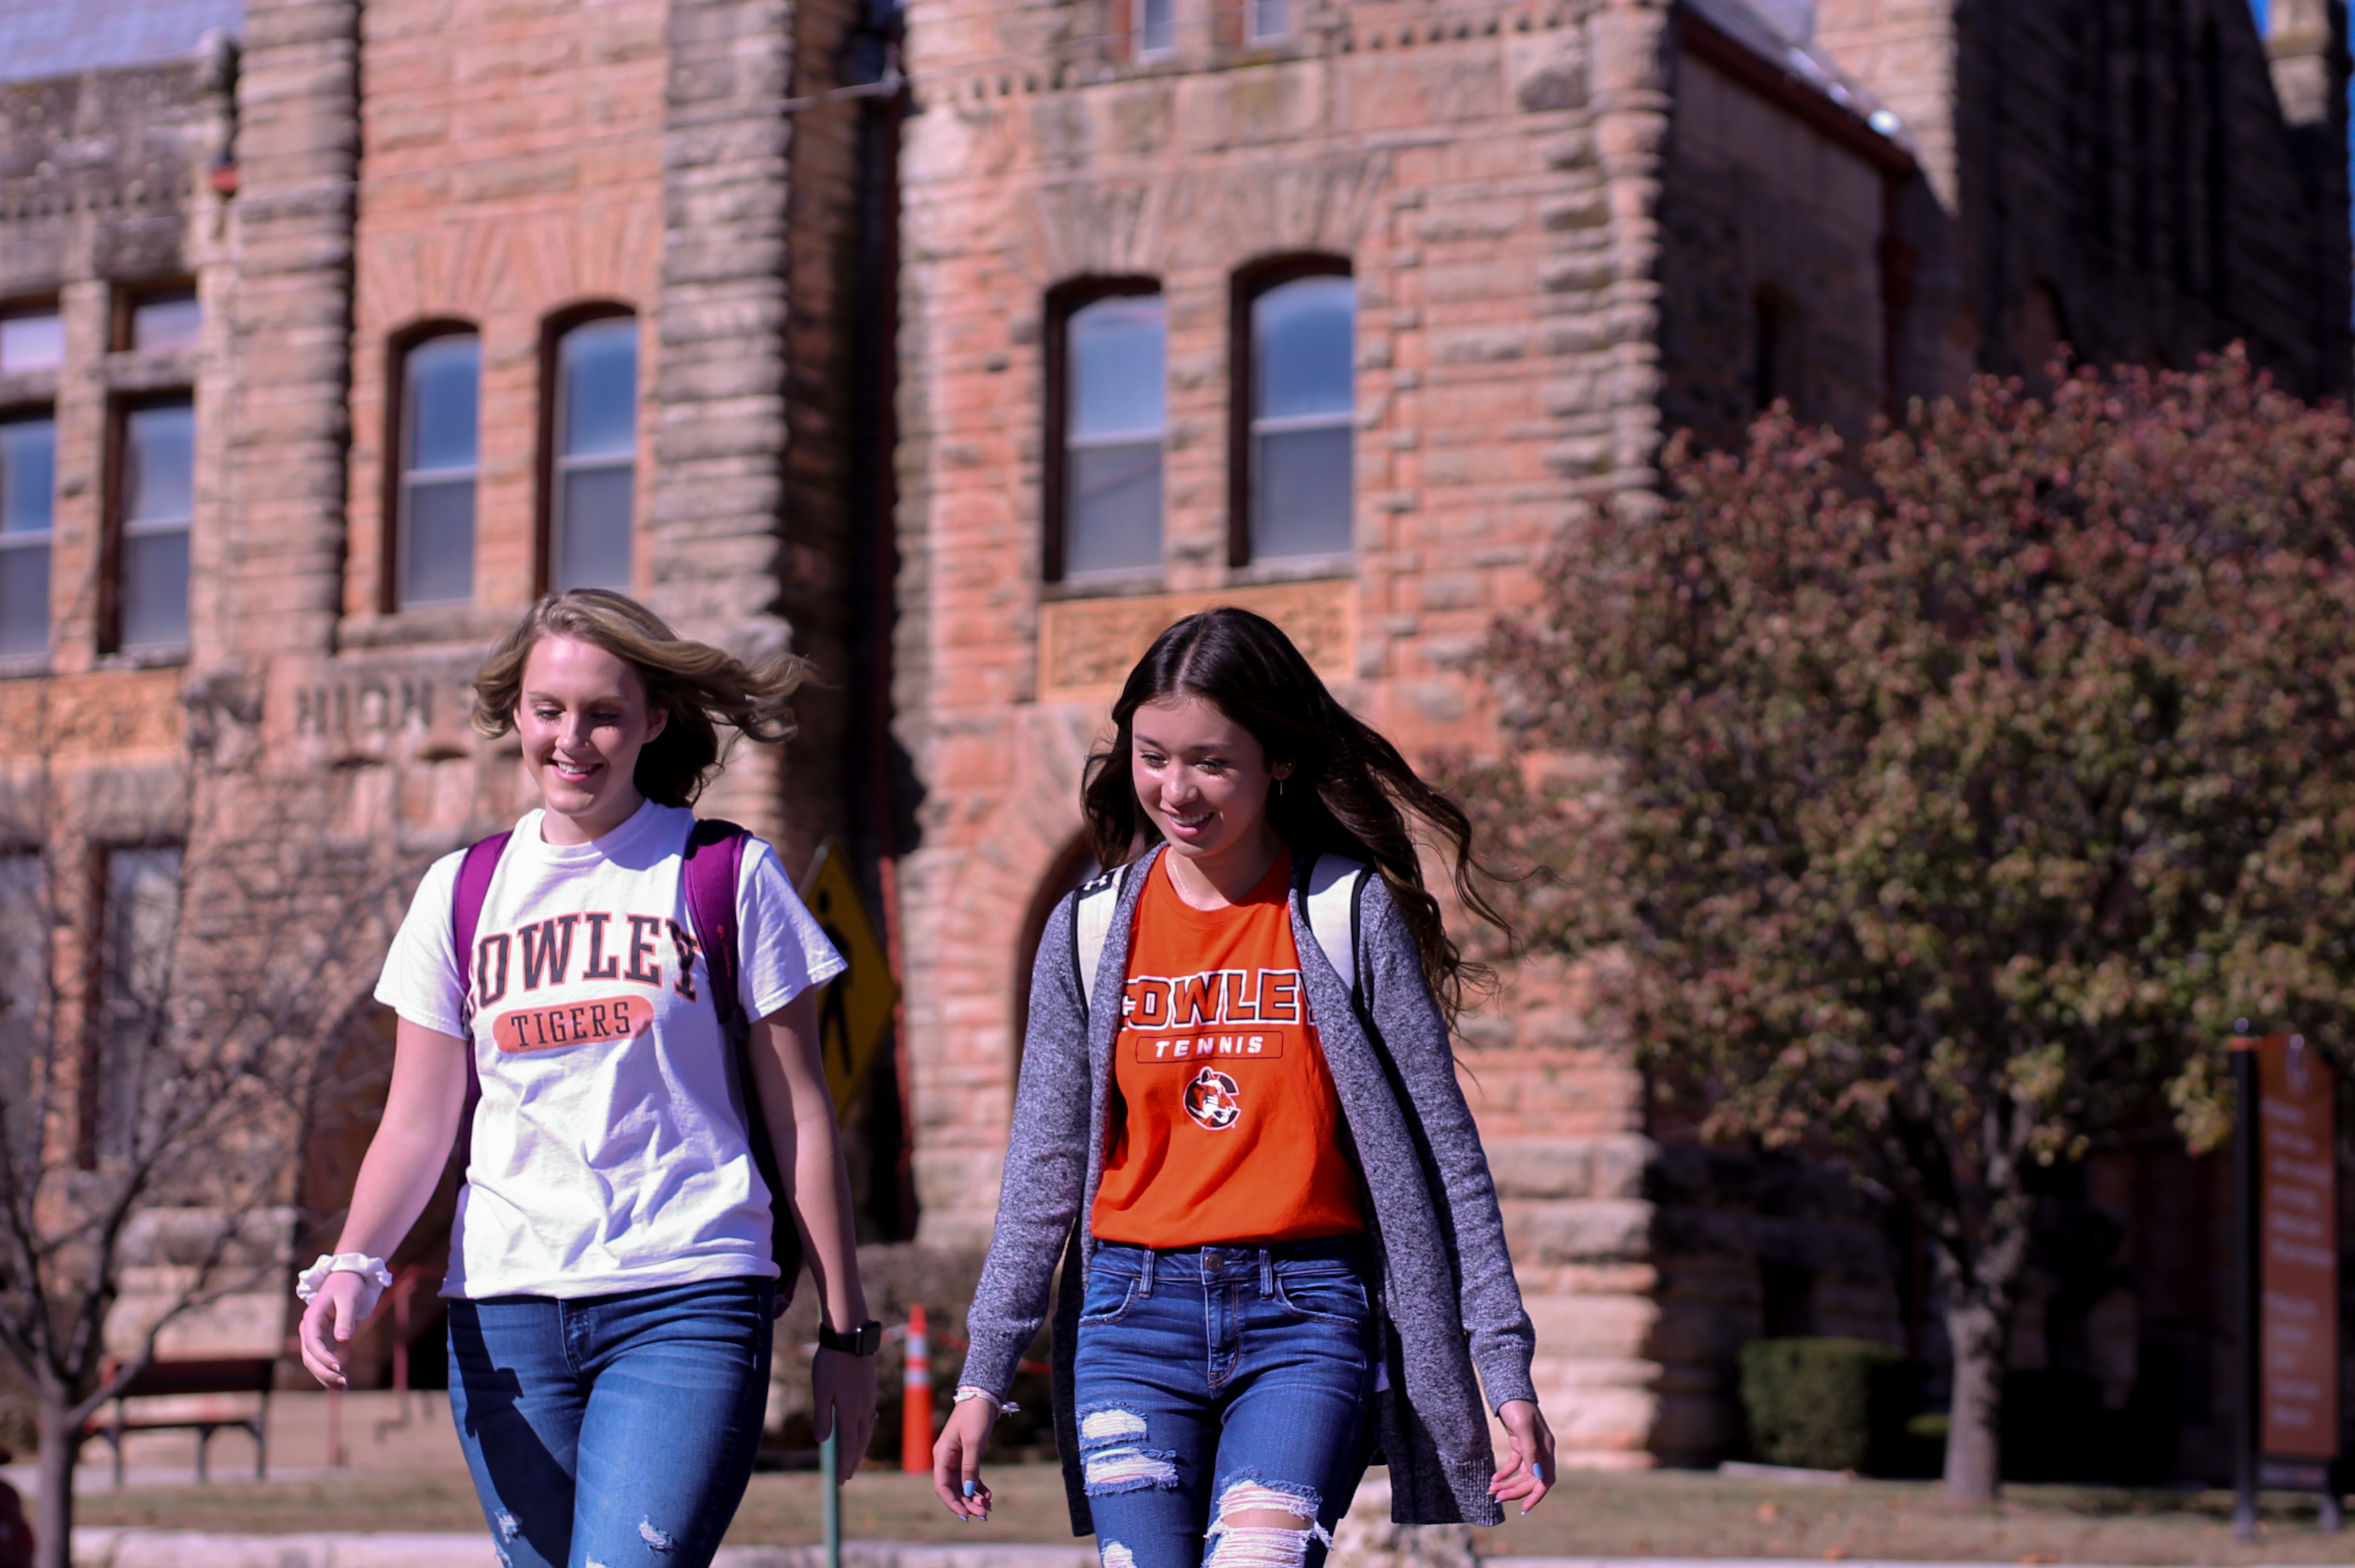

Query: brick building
left=0, top=0, right=2346, bottom=1472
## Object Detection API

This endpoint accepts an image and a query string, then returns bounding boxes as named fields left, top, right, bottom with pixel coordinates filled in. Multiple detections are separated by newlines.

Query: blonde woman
left=297, top=590, right=878, bottom=1568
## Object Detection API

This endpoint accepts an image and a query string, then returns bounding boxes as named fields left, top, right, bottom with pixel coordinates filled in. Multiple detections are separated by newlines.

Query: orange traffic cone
left=902, top=1304, right=933, bottom=1473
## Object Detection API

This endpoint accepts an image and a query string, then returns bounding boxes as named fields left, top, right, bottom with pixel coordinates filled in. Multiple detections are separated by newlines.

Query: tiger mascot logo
left=1183, top=1066, right=1242, bottom=1131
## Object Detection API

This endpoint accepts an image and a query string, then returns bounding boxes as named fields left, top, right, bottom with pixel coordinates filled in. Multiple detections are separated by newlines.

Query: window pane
left=124, top=403, right=195, bottom=525
left=130, top=291, right=202, bottom=352
left=1255, top=276, right=1354, bottom=420
left=406, top=336, right=480, bottom=472
left=1, top=418, right=55, bottom=536
left=0, top=854, right=42, bottom=1144
left=0, top=854, right=40, bottom=1014
left=0, top=545, right=49, bottom=657
left=108, top=848, right=181, bottom=1004
left=1252, top=424, right=1353, bottom=559
left=0, top=313, right=63, bottom=373
left=403, top=477, right=476, bottom=606
left=1139, top=0, right=1174, bottom=53
left=101, top=847, right=181, bottom=1163
left=556, top=464, right=634, bottom=590
left=1066, top=440, right=1164, bottom=575
left=1068, top=297, right=1166, bottom=442
left=561, top=320, right=638, bottom=459
left=1251, top=0, right=1289, bottom=40
left=119, top=528, right=190, bottom=648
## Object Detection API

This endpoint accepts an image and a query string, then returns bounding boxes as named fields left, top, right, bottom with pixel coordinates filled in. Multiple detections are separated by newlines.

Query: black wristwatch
left=818, top=1319, right=883, bottom=1356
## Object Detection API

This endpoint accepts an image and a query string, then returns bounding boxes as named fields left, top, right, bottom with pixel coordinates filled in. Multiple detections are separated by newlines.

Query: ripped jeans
left=446, top=1277, right=774, bottom=1568
left=1072, top=1239, right=1377, bottom=1568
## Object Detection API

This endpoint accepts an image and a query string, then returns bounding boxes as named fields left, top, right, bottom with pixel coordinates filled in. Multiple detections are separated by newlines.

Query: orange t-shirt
left=1089, top=851, right=1365, bottom=1248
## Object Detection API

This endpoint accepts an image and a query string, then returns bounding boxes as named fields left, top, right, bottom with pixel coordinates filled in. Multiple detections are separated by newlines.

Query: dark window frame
left=381, top=319, right=482, bottom=615
left=0, top=403, right=58, bottom=660
left=1752, top=282, right=1802, bottom=413
left=111, top=278, right=202, bottom=355
left=1043, top=276, right=1165, bottom=585
left=100, top=389, right=197, bottom=656
left=1228, top=254, right=1353, bottom=570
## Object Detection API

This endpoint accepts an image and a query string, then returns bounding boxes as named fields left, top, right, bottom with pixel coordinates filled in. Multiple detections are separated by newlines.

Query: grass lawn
left=59, top=1462, right=2355, bottom=1563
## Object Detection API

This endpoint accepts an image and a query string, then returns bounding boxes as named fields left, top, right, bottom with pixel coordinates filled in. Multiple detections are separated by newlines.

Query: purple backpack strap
left=450, top=831, right=512, bottom=1163
left=682, top=820, right=747, bottom=1036
left=683, top=818, right=804, bottom=1314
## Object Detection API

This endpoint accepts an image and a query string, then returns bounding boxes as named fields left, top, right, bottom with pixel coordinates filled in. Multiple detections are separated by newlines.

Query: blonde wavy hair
left=472, top=590, right=812, bottom=808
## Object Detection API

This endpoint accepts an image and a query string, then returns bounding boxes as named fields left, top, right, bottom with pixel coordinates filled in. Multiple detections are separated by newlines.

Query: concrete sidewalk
left=62, top=1541, right=2345, bottom=1568
left=69, top=1536, right=1100, bottom=1568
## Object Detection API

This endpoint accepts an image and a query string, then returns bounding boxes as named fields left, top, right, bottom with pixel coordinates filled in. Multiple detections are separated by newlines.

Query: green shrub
left=1737, top=1337, right=1912, bottom=1473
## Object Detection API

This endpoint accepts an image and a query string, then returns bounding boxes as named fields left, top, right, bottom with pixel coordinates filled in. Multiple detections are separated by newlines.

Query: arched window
left=1049, top=284, right=1165, bottom=581
left=548, top=315, right=638, bottom=591
left=393, top=330, right=480, bottom=609
left=1235, top=265, right=1353, bottom=564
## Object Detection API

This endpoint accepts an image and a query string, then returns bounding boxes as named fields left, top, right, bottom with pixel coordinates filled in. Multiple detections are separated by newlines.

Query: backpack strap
left=682, top=818, right=748, bottom=1036
left=1304, top=853, right=1369, bottom=1007
left=450, top=831, right=512, bottom=1165
left=451, top=831, right=512, bottom=1026
left=1072, top=862, right=1129, bottom=1012
left=683, top=818, right=802, bottom=1316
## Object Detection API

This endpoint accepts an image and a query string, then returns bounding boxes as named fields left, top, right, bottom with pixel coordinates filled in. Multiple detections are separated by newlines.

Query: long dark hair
left=1080, top=607, right=1505, bottom=1021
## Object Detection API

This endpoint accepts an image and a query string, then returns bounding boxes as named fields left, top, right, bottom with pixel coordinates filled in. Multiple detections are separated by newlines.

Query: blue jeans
left=1073, top=1239, right=1377, bottom=1568
left=447, top=1276, right=775, bottom=1568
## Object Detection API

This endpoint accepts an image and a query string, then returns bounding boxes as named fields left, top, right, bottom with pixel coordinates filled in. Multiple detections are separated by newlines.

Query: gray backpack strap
left=1072, top=862, right=1129, bottom=1011
left=1304, top=853, right=1369, bottom=1005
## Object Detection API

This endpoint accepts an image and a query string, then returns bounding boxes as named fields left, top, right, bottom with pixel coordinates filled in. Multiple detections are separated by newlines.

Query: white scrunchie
left=296, top=1252, right=396, bottom=1320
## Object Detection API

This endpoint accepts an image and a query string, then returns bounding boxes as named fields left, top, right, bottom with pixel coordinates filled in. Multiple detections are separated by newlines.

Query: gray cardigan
left=961, top=846, right=1538, bottom=1531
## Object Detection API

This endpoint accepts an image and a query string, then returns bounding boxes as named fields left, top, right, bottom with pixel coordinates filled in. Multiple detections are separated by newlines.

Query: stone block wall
left=339, top=0, right=668, bottom=647
left=1815, top=0, right=2352, bottom=397
left=1656, top=43, right=1892, bottom=451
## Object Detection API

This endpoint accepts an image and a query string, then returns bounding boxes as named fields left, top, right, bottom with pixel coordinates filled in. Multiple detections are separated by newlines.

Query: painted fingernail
left=1531, top=1463, right=1544, bottom=1483
left=962, top=1480, right=977, bottom=1498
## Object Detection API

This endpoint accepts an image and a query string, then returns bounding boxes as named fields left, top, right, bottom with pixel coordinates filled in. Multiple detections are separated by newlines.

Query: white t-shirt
left=374, top=801, right=847, bottom=1299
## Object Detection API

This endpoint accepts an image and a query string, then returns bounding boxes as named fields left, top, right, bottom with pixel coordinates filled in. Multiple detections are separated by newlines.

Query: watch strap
left=818, top=1319, right=883, bottom=1356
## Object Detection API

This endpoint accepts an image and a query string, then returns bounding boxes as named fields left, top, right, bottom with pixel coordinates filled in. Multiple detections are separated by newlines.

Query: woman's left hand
left=811, top=1346, right=879, bottom=1480
left=1490, top=1398, right=1556, bottom=1515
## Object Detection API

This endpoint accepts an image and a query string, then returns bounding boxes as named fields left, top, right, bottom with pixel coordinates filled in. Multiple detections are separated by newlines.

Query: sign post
left=2231, top=1027, right=2342, bottom=1537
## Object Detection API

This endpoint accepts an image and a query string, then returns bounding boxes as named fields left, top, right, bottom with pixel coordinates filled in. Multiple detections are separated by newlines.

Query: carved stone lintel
left=0, top=670, right=185, bottom=763
left=1036, top=579, right=1357, bottom=706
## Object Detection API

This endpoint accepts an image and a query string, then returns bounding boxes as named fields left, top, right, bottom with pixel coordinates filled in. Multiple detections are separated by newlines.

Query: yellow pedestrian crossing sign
left=798, top=839, right=901, bottom=1121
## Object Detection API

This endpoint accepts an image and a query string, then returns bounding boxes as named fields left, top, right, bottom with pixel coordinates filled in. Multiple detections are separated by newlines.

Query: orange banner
left=2257, top=1033, right=2339, bottom=1460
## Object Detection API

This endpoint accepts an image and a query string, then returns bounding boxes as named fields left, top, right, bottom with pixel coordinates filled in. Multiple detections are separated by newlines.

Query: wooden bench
left=82, top=1356, right=274, bottom=1486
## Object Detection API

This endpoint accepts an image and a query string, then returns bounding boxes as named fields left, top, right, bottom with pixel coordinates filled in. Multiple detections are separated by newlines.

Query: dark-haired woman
left=933, top=608, right=1553, bottom=1568
left=297, top=590, right=879, bottom=1568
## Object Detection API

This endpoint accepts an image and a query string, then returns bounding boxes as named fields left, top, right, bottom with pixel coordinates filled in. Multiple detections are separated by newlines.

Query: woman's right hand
left=932, top=1395, right=998, bottom=1521
left=297, top=1272, right=373, bottom=1389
